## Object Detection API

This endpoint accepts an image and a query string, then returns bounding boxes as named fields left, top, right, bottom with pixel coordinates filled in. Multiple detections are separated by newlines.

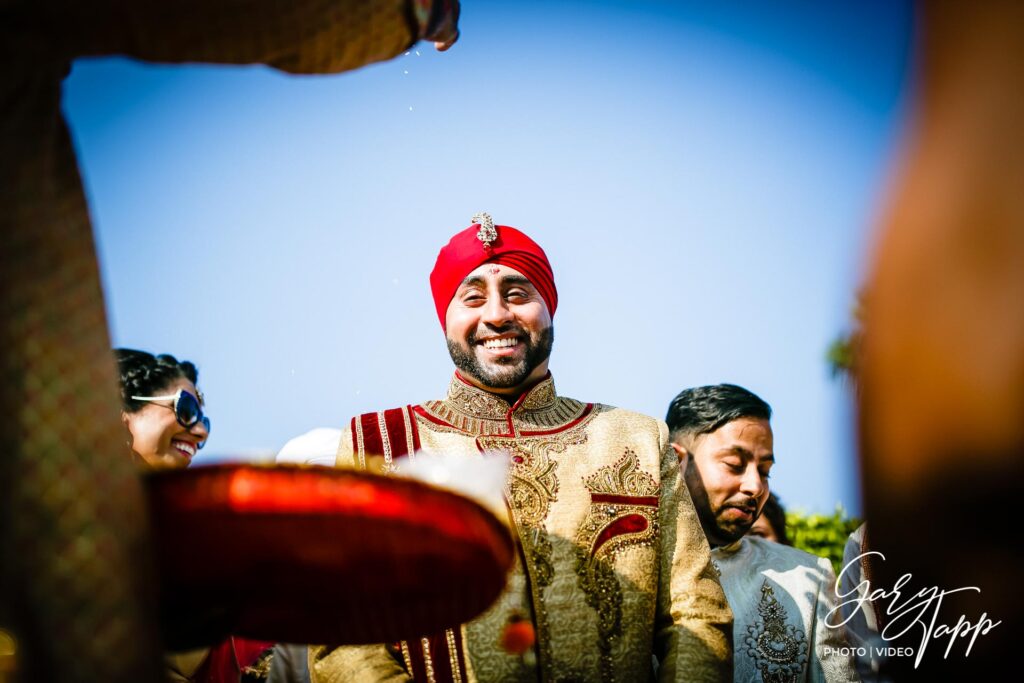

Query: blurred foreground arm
left=860, top=1, right=1024, bottom=677
left=0, top=3, right=458, bottom=682
left=3, top=0, right=460, bottom=72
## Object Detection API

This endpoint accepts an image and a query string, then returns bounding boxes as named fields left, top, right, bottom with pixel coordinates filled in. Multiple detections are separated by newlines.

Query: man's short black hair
left=665, top=383, right=772, bottom=443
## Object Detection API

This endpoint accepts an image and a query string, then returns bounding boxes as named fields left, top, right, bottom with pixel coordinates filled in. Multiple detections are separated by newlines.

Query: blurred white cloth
left=392, top=450, right=509, bottom=521
left=275, top=428, right=509, bottom=520
left=276, top=428, right=342, bottom=467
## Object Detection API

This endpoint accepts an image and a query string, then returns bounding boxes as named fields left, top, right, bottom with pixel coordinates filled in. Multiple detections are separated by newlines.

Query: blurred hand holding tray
left=144, top=464, right=514, bottom=651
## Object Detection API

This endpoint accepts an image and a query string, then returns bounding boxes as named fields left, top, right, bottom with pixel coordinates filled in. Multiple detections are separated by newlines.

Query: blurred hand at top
left=427, top=0, right=461, bottom=51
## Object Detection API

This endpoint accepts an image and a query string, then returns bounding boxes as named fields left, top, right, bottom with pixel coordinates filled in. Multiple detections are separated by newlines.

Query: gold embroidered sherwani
left=310, top=374, right=732, bottom=683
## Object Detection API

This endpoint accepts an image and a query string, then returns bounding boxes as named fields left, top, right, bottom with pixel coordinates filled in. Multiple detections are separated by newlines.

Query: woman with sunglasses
left=116, top=348, right=210, bottom=469
left=115, top=348, right=272, bottom=682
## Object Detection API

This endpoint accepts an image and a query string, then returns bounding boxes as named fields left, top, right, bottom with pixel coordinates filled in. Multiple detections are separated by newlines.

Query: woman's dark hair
left=115, top=348, right=198, bottom=412
left=759, top=492, right=791, bottom=546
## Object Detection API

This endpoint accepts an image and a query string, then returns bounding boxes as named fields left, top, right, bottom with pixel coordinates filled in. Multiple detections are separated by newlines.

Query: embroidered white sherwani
left=278, top=374, right=733, bottom=682
left=712, top=537, right=858, bottom=682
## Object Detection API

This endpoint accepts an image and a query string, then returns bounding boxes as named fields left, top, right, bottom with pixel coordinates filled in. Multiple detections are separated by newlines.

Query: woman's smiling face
left=124, top=376, right=209, bottom=469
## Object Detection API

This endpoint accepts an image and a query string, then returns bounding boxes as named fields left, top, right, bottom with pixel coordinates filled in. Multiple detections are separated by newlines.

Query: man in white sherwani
left=666, top=384, right=858, bottom=683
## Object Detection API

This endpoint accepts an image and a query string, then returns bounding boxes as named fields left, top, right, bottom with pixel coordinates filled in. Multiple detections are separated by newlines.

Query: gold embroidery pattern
left=376, top=410, right=394, bottom=470
left=502, top=443, right=560, bottom=527
left=446, top=380, right=511, bottom=419
left=518, top=397, right=588, bottom=431
left=743, top=581, right=808, bottom=683
left=584, top=448, right=659, bottom=497
left=445, top=629, right=463, bottom=683
left=480, top=426, right=590, bottom=526
left=354, top=417, right=366, bottom=469
left=399, top=641, right=414, bottom=675
left=573, top=549, right=622, bottom=682
left=522, top=380, right=556, bottom=410
left=420, top=397, right=588, bottom=436
left=576, top=449, right=660, bottom=559
left=417, top=403, right=496, bottom=437
left=515, top=521, right=555, bottom=680
left=418, top=376, right=587, bottom=436
left=574, top=449, right=661, bottom=682
left=420, top=636, right=437, bottom=683
left=402, top=407, right=415, bottom=464
left=479, top=422, right=592, bottom=682
left=407, top=379, right=621, bottom=681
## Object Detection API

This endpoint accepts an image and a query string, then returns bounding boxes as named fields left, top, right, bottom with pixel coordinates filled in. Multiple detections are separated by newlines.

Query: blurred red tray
left=144, top=464, right=514, bottom=650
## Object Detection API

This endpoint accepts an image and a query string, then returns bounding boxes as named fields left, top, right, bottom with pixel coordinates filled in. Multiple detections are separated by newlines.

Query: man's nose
left=739, top=465, right=766, bottom=499
left=480, top=295, right=514, bottom=327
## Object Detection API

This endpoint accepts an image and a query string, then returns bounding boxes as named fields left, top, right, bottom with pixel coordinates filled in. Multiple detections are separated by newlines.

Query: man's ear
left=670, top=442, right=689, bottom=467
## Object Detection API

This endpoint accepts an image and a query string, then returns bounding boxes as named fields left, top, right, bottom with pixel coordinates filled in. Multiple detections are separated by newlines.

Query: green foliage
left=826, top=335, right=857, bottom=379
left=827, top=292, right=865, bottom=382
left=786, top=506, right=861, bottom=576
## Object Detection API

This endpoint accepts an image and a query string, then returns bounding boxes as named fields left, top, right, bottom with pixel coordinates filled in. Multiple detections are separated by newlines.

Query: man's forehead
left=460, top=263, right=532, bottom=285
left=698, top=418, right=774, bottom=453
left=730, top=418, right=773, bottom=440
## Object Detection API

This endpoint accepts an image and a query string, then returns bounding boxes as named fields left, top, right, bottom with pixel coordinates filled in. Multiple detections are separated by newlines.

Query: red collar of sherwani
left=416, top=372, right=593, bottom=438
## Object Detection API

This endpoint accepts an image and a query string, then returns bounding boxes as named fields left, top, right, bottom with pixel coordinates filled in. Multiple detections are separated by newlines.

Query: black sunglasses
left=131, top=389, right=211, bottom=445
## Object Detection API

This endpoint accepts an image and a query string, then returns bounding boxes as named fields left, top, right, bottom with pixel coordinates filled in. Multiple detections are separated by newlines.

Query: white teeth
left=174, top=442, right=196, bottom=456
left=483, top=338, right=517, bottom=349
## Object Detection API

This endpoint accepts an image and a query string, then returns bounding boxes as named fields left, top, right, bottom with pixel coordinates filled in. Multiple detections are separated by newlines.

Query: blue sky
left=63, top=0, right=914, bottom=515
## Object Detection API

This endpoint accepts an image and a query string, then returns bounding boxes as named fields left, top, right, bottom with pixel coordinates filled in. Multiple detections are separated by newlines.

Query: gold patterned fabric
left=312, top=374, right=733, bottom=682
left=0, top=4, right=436, bottom=681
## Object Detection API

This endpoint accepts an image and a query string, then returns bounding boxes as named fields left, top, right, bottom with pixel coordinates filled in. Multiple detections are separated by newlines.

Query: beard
left=447, top=325, right=554, bottom=391
left=684, top=457, right=759, bottom=545
left=711, top=504, right=759, bottom=544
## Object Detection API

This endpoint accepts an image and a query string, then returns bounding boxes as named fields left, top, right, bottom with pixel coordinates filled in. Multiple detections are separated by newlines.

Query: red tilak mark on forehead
left=489, top=266, right=501, bottom=274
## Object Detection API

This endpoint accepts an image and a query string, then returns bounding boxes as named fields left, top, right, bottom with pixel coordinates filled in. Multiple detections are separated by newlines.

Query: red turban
left=430, top=222, right=558, bottom=330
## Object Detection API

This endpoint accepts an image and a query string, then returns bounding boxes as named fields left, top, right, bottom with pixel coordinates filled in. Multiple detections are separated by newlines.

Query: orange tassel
left=500, top=616, right=536, bottom=655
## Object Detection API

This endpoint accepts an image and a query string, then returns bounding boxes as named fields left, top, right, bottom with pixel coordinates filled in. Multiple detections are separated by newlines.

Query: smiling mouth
left=481, top=337, right=519, bottom=349
left=476, top=333, right=522, bottom=352
left=172, top=440, right=197, bottom=459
